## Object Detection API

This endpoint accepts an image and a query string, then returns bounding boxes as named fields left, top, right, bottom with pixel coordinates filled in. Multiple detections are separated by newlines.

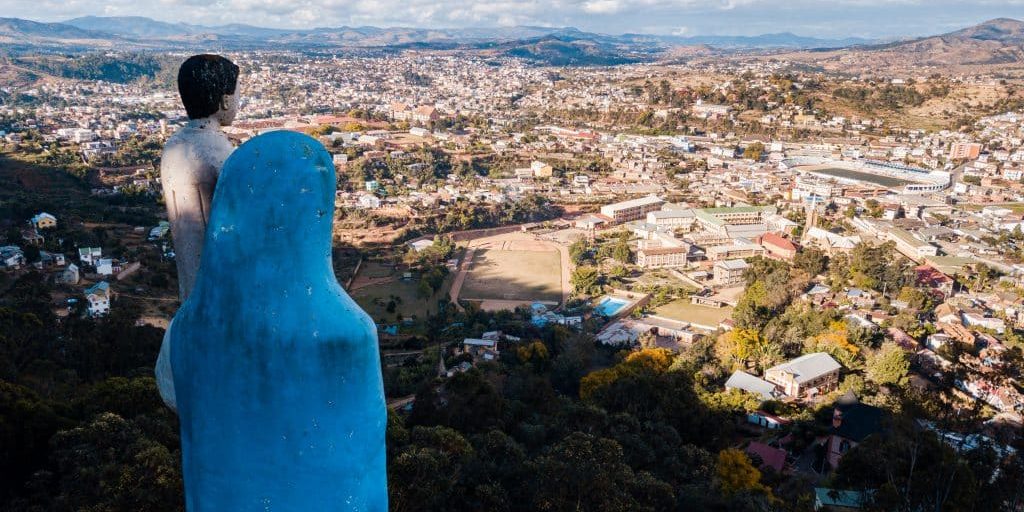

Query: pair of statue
left=156, top=55, right=387, bottom=511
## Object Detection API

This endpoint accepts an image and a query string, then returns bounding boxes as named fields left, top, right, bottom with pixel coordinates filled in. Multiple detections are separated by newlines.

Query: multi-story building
left=760, top=233, right=798, bottom=260
left=793, top=176, right=844, bottom=199
left=531, top=160, right=553, bottom=178
left=600, top=196, right=665, bottom=224
left=692, top=101, right=731, bottom=120
left=887, top=228, right=939, bottom=261
left=637, top=246, right=690, bottom=269
left=706, top=243, right=765, bottom=261
left=79, top=247, right=102, bottom=266
left=949, top=142, right=982, bottom=160
left=765, top=352, right=841, bottom=398
left=713, top=259, right=749, bottom=286
left=412, top=106, right=438, bottom=124
left=646, top=209, right=697, bottom=230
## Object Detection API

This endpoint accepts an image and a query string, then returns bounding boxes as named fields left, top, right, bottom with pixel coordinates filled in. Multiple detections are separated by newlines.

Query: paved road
left=387, top=395, right=416, bottom=410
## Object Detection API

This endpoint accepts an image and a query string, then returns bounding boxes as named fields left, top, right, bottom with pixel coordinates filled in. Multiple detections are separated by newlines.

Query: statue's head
left=177, top=54, right=240, bottom=126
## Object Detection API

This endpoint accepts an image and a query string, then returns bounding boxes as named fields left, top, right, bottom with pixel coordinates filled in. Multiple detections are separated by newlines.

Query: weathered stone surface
left=156, top=119, right=234, bottom=412
left=169, top=130, right=388, bottom=511
left=156, top=54, right=239, bottom=412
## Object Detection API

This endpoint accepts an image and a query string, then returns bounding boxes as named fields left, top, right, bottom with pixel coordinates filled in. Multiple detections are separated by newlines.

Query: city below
left=3, top=10, right=1024, bottom=512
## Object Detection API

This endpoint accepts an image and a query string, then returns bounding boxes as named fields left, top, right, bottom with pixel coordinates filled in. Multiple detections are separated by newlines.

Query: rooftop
left=767, top=352, right=841, bottom=384
left=725, top=370, right=778, bottom=400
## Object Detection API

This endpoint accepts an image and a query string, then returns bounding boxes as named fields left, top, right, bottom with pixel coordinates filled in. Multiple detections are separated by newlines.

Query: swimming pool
left=594, top=296, right=630, bottom=317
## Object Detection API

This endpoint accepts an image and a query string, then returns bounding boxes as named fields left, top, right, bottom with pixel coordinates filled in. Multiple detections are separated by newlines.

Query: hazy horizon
left=4, top=1, right=1024, bottom=39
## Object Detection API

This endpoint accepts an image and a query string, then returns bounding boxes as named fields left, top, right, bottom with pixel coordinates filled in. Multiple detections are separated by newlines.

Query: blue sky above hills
left=5, top=0, right=1024, bottom=38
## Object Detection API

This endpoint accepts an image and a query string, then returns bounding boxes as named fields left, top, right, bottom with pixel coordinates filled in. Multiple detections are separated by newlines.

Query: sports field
left=806, top=167, right=911, bottom=188
left=460, top=248, right=562, bottom=303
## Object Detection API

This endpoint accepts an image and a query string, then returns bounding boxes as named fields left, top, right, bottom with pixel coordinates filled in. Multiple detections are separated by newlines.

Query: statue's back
left=169, top=131, right=388, bottom=511
left=160, top=119, right=234, bottom=300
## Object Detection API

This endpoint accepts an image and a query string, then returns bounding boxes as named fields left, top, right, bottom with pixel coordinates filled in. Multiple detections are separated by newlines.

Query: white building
left=79, top=247, right=102, bottom=265
left=714, top=259, right=749, bottom=286
left=85, top=281, right=111, bottom=316
left=600, top=196, right=664, bottom=224
left=359, top=194, right=382, bottom=209
left=95, top=258, right=115, bottom=276
left=30, top=212, right=57, bottom=229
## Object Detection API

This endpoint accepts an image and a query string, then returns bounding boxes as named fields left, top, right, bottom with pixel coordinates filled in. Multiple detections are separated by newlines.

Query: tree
left=716, top=329, right=764, bottom=369
left=742, top=142, right=765, bottom=161
left=834, top=417, right=982, bottom=512
left=716, top=448, right=773, bottom=498
left=516, top=340, right=550, bottom=367
left=388, top=426, right=473, bottom=512
left=571, top=266, right=603, bottom=296
left=638, top=331, right=658, bottom=349
left=866, top=342, right=909, bottom=387
left=805, top=320, right=862, bottom=369
left=897, top=286, right=930, bottom=310
left=417, top=279, right=433, bottom=299
left=42, top=413, right=183, bottom=511
left=733, top=281, right=772, bottom=330
left=794, top=248, right=828, bottom=277
left=612, top=240, right=632, bottom=264
left=568, top=238, right=591, bottom=265
left=529, top=432, right=672, bottom=511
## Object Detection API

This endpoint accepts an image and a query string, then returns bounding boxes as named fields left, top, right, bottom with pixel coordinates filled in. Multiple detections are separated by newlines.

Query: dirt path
left=349, top=275, right=397, bottom=292
left=448, top=247, right=475, bottom=311
left=553, top=240, right=572, bottom=308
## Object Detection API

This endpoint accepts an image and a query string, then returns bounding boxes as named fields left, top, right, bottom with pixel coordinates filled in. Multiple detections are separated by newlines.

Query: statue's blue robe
left=170, top=131, right=387, bottom=511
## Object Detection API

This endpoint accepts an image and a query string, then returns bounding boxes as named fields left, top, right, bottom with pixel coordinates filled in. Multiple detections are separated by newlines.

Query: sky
left=5, top=0, right=1024, bottom=39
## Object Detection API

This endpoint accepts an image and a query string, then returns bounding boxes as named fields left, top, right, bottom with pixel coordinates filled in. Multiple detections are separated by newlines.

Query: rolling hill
left=1, top=15, right=1022, bottom=72
left=778, top=18, right=1024, bottom=72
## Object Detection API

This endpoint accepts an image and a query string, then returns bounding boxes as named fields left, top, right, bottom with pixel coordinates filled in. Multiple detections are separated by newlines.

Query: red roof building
left=759, top=232, right=797, bottom=260
left=915, top=265, right=954, bottom=297
left=745, top=441, right=787, bottom=473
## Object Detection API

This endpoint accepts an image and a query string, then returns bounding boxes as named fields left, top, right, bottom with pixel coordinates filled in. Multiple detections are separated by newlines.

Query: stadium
left=781, top=157, right=950, bottom=194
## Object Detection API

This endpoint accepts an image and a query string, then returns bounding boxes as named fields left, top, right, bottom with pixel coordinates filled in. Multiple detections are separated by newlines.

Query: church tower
left=802, top=196, right=819, bottom=244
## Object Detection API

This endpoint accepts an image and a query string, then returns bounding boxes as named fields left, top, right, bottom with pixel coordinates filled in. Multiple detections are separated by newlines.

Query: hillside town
left=4, top=47, right=1024, bottom=511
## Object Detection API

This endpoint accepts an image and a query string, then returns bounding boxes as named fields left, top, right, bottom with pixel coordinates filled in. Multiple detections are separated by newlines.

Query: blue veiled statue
left=169, top=130, right=387, bottom=511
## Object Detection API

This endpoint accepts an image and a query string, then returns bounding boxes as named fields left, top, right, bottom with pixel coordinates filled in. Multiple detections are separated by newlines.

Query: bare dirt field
left=456, top=232, right=568, bottom=306
left=461, top=247, right=562, bottom=303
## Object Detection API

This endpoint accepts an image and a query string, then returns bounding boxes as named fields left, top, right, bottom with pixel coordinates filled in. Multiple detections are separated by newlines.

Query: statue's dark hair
left=177, top=55, right=240, bottom=120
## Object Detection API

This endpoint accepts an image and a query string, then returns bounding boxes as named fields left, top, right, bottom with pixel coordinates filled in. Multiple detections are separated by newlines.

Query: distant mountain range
left=1, top=15, right=1022, bottom=69
left=59, top=16, right=872, bottom=50
left=782, top=18, right=1024, bottom=71
left=0, top=15, right=870, bottom=52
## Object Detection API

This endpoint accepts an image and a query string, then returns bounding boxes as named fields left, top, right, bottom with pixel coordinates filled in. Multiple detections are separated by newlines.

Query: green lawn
left=960, top=202, right=1024, bottom=214
left=654, top=299, right=733, bottom=329
left=358, top=260, right=397, bottom=279
left=352, top=272, right=453, bottom=326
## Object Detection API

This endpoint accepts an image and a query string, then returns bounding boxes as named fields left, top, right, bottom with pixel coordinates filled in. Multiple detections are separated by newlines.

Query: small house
left=30, top=212, right=57, bottom=230
left=826, top=393, right=883, bottom=470
left=79, top=247, right=102, bottom=265
left=85, top=281, right=111, bottom=317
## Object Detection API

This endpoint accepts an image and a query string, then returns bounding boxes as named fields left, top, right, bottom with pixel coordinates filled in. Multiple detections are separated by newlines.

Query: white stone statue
left=156, top=55, right=240, bottom=411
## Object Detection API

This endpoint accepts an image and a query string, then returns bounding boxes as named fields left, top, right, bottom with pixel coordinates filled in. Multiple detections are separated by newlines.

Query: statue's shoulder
left=161, top=124, right=235, bottom=173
